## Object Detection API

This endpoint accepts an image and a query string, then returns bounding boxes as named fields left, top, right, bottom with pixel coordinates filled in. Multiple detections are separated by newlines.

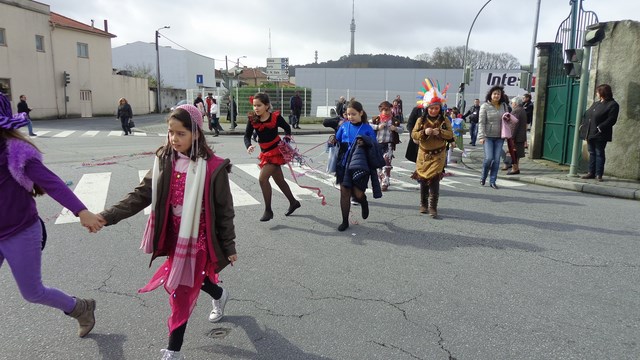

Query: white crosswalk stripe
left=235, top=163, right=318, bottom=200
left=229, top=180, right=261, bottom=206
left=81, top=131, right=99, bottom=137
left=52, top=130, right=76, bottom=138
left=108, top=131, right=123, bottom=136
left=55, top=172, right=111, bottom=224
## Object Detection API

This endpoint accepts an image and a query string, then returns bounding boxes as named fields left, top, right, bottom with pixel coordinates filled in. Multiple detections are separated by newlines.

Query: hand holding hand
left=432, top=128, right=440, bottom=136
left=78, top=209, right=103, bottom=233
left=424, top=128, right=433, bottom=136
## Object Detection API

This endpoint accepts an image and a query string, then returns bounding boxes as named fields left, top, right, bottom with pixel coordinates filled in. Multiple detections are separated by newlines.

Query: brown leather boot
left=419, top=182, right=429, bottom=214
left=428, top=179, right=440, bottom=219
left=67, top=298, right=96, bottom=337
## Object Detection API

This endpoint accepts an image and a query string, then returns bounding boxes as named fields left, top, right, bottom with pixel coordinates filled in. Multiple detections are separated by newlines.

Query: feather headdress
left=416, top=78, right=450, bottom=108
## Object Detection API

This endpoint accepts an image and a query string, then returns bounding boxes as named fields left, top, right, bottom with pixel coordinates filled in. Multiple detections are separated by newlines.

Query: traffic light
left=63, top=71, right=71, bottom=86
left=563, top=49, right=583, bottom=77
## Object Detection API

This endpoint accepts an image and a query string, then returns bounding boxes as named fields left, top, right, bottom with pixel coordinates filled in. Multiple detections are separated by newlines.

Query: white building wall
left=0, top=0, right=58, bottom=117
left=112, top=41, right=215, bottom=90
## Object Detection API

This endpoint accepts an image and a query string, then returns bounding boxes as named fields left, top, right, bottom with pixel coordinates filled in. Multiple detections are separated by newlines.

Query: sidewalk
left=139, top=121, right=640, bottom=200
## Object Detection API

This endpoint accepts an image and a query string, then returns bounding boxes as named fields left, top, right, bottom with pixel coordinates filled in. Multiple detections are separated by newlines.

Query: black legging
left=167, top=277, right=223, bottom=351
left=120, top=117, right=131, bottom=134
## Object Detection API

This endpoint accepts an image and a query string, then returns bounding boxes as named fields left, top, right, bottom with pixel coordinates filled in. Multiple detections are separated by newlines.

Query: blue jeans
left=587, top=139, right=607, bottom=177
left=469, top=122, right=478, bottom=145
left=481, top=137, right=504, bottom=184
left=27, top=118, right=35, bottom=135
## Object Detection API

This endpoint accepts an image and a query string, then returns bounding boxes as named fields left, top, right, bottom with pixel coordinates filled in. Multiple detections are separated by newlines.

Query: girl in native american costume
left=244, top=92, right=301, bottom=222
left=411, top=79, right=454, bottom=218
left=98, top=104, right=237, bottom=360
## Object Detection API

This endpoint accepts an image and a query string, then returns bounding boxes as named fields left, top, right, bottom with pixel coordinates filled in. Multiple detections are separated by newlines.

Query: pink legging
left=0, top=220, right=76, bottom=313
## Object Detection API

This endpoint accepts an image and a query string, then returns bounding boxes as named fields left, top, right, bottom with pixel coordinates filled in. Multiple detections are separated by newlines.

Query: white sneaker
left=209, top=288, right=228, bottom=322
left=160, top=349, right=184, bottom=360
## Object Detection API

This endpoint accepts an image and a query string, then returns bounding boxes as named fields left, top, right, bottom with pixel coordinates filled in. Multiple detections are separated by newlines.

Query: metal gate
left=542, top=0, right=597, bottom=163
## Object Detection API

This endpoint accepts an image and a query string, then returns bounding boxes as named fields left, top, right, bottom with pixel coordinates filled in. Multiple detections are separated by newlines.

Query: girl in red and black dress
left=244, top=92, right=301, bottom=222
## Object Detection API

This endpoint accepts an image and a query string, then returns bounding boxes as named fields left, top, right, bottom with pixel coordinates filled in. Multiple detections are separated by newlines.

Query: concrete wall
left=111, top=74, right=150, bottom=116
left=588, top=20, right=640, bottom=180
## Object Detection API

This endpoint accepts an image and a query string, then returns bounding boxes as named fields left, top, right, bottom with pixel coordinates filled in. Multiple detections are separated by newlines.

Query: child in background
left=0, top=92, right=102, bottom=338
left=449, top=108, right=467, bottom=163
left=97, top=104, right=237, bottom=360
left=334, top=100, right=385, bottom=231
left=370, top=101, right=404, bottom=191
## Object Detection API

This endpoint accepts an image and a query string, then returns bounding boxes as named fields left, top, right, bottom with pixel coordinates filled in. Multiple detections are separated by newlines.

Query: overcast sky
left=43, top=0, right=638, bottom=69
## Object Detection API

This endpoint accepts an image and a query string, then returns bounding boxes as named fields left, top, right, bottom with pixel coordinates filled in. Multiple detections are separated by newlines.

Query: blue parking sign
left=196, top=74, right=203, bottom=84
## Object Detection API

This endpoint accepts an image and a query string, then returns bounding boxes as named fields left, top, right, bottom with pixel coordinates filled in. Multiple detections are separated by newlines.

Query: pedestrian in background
left=290, top=91, right=303, bottom=129
left=17, top=94, right=37, bottom=136
left=226, top=96, right=238, bottom=130
left=117, top=98, right=133, bottom=135
left=522, top=93, right=534, bottom=127
left=479, top=85, right=509, bottom=189
left=0, top=92, right=102, bottom=338
left=244, top=92, right=301, bottom=222
left=579, top=84, right=619, bottom=182
left=505, top=96, right=528, bottom=175
left=97, top=104, right=238, bottom=360
left=462, top=98, right=481, bottom=146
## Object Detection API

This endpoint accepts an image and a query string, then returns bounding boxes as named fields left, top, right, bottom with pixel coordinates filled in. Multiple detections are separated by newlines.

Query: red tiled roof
left=50, top=12, right=116, bottom=38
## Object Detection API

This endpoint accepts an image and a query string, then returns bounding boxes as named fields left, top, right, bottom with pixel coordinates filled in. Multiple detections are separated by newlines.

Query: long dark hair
left=347, top=100, right=368, bottom=122
left=596, top=84, right=613, bottom=101
left=156, top=108, right=211, bottom=160
left=485, top=85, right=506, bottom=103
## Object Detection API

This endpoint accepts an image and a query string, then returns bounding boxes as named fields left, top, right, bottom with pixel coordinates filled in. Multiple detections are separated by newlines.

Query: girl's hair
left=118, top=98, right=128, bottom=104
left=347, top=100, right=368, bottom=121
left=378, top=101, right=392, bottom=109
left=212, top=98, right=217, bottom=104
left=156, top=108, right=211, bottom=160
left=485, top=85, right=505, bottom=103
left=0, top=129, right=46, bottom=196
left=253, top=92, right=273, bottom=110
left=596, top=84, right=613, bottom=101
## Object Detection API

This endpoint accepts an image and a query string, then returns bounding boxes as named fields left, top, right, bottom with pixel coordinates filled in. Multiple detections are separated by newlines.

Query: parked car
left=170, top=99, right=188, bottom=111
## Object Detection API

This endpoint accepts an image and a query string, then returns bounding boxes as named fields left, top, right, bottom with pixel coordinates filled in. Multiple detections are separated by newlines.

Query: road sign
left=266, top=57, right=289, bottom=82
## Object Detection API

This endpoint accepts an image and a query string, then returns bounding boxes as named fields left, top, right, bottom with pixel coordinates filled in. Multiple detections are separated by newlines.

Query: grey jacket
left=478, top=102, right=508, bottom=140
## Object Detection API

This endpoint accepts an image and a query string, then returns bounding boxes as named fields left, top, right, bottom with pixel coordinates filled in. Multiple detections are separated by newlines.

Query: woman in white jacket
left=478, top=85, right=509, bottom=189
left=209, top=98, right=221, bottom=136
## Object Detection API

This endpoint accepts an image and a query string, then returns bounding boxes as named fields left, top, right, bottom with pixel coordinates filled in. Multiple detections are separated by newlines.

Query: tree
left=122, top=64, right=167, bottom=88
left=415, top=46, right=520, bottom=69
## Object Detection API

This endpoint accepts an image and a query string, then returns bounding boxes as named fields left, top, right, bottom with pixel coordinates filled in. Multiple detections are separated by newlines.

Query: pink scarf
left=141, top=155, right=206, bottom=291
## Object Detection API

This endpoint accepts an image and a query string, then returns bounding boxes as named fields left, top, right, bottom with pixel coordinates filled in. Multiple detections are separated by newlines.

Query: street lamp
left=459, top=0, right=492, bottom=112
left=236, top=55, right=247, bottom=67
left=155, top=26, right=170, bottom=113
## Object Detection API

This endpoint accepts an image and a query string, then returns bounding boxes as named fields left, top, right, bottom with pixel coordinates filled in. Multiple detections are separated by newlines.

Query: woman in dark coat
left=579, top=84, right=619, bottom=181
left=117, top=98, right=133, bottom=135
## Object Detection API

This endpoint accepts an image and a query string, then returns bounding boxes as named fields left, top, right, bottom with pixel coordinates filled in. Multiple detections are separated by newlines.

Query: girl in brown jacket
left=97, top=104, right=237, bottom=360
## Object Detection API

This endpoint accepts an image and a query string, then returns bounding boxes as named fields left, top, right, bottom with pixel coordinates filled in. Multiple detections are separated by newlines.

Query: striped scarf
left=141, top=156, right=206, bottom=291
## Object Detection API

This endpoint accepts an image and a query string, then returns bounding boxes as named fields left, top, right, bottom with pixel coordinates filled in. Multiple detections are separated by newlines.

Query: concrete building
left=0, top=0, right=149, bottom=118
left=112, top=41, right=216, bottom=91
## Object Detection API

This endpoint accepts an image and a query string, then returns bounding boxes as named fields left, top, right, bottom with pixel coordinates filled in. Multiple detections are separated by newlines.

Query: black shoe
left=338, top=222, right=349, bottom=231
left=285, top=201, right=301, bottom=216
left=480, top=178, right=486, bottom=186
left=490, top=183, right=499, bottom=189
left=361, top=198, right=369, bottom=219
left=29, top=133, right=37, bottom=136
left=259, top=210, right=273, bottom=222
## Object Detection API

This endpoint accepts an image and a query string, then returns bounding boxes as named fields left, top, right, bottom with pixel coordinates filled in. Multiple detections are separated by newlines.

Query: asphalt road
left=1, top=116, right=639, bottom=360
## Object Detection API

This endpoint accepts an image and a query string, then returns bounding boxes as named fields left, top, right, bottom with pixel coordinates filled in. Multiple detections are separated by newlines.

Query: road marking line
left=132, top=132, right=147, bottom=136
left=55, top=172, right=111, bottom=224
left=108, top=131, right=122, bottom=136
left=32, top=131, right=50, bottom=136
left=81, top=131, right=99, bottom=137
left=53, top=130, right=76, bottom=138
left=228, top=180, right=261, bottom=206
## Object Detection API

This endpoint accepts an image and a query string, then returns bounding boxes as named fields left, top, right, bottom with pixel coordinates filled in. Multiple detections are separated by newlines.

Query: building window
left=0, top=78, right=12, bottom=100
left=77, top=42, right=89, bottom=58
left=0, top=28, right=6, bottom=46
left=35, top=35, right=45, bottom=52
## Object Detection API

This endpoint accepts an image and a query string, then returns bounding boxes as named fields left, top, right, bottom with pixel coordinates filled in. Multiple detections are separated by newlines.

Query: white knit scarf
left=141, top=155, right=206, bottom=290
